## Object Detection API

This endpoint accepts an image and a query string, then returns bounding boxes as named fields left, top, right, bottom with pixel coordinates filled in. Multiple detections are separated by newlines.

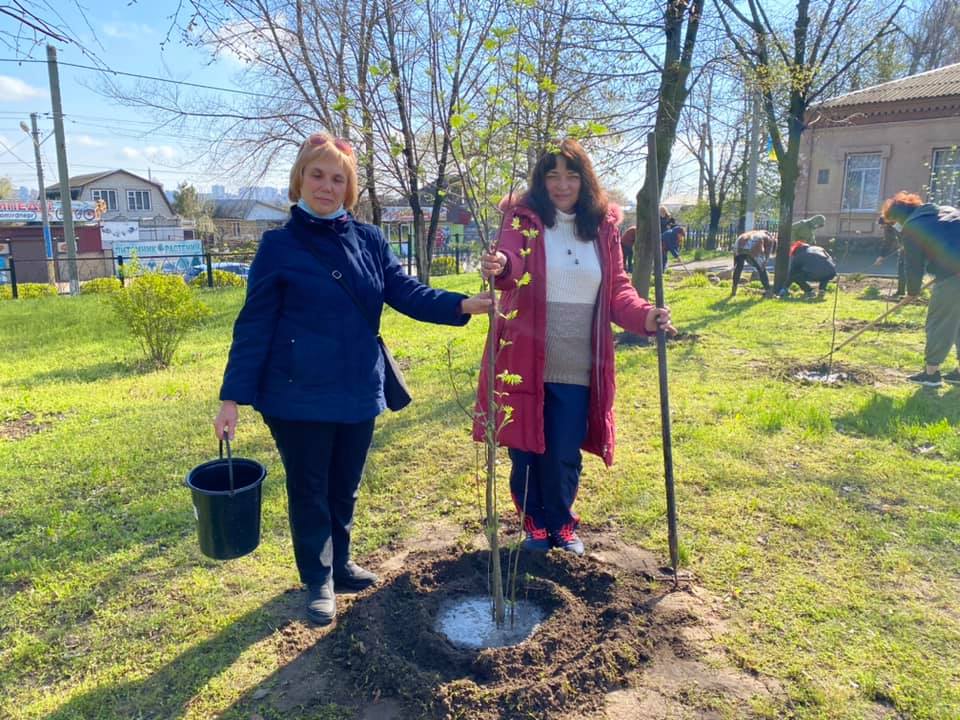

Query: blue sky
left=0, top=3, right=279, bottom=196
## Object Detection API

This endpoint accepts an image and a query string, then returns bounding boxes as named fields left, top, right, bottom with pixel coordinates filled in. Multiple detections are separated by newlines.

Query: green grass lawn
left=0, top=274, right=957, bottom=719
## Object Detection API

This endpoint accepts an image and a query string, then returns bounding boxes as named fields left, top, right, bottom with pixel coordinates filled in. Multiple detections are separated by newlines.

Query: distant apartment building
left=795, top=62, right=960, bottom=246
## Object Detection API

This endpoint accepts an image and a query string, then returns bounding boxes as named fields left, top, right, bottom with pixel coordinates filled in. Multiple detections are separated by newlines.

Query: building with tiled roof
left=794, top=63, right=960, bottom=245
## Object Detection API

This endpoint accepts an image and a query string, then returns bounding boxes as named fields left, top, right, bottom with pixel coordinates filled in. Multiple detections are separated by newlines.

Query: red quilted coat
left=472, top=199, right=655, bottom=467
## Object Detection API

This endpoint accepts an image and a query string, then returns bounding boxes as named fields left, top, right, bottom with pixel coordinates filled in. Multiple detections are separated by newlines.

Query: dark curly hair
left=523, top=138, right=608, bottom=241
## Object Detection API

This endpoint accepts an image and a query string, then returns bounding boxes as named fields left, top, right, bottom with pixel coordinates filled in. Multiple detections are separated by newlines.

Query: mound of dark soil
left=332, top=545, right=669, bottom=720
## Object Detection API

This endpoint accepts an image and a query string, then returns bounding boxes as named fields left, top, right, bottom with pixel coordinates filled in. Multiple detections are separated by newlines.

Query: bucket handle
left=218, top=437, right=236, bottom=496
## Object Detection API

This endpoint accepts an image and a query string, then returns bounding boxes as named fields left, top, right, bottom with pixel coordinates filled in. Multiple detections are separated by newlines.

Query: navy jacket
left=901, top=203, right=960, bottom=295
left=220, top=206, right=469, bottom=422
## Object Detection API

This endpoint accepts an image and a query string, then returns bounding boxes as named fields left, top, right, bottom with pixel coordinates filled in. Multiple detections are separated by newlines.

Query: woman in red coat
left=475, top=138, right=674, bottom=555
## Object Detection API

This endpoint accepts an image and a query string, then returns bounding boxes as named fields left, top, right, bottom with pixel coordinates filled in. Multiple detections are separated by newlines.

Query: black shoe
left=306, top=579, right=336, bottom=625
left=907, top=370, right=942, bottom=387
left=333, top=560, right=378, bottom=591
left=942, top=368, right=960, bottom=385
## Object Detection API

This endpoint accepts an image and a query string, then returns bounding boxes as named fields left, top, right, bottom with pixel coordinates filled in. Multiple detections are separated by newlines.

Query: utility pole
left=46, top=44, right=80, bottom=295
left=744, top=91, right=762, bottom=232
left=21, top=113, right=55, bottom=285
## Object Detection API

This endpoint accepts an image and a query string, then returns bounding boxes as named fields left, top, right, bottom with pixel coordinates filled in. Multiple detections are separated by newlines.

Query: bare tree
left=900, top=0, right=960, bottom=74
left=0, top=1, right=104, bottom=61
left=679, top=61, right=747, bottom=248
left=715, top=0, right=905, bottom=291
left=606, top=0, right=706, bottom=300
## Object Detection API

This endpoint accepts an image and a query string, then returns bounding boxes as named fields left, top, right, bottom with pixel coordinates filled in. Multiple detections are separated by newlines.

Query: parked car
left=183, top=263, right=250, bottom=284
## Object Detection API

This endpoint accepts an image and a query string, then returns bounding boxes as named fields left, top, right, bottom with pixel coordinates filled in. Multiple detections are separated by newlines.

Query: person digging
left=881, top=191, right=960, bottom=388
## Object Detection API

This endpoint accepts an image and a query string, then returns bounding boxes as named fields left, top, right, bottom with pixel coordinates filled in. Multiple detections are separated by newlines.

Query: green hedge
left=80, top=277, right=123, bottom=295
left=0, top=283, right=58, bottom=300
left=431, top=256, right=458, bottom=276
left=189, top=269, right=246, bottom=289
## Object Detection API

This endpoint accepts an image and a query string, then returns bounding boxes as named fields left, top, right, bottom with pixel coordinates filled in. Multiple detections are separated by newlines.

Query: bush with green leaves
left=0, top=283, right=57, bottom=300
left=189, top=269, right=246, bottom=289
left=679, top=271, right=711, bottom=288
left=80, top=277, right=123, bottom=295
left=110, top=272, right=211, bottom=368
left=431, top=256, right=458, bottom=276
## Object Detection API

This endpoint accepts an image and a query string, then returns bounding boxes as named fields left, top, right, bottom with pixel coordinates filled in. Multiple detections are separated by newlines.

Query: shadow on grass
left=836, top=386, right=960, bottom=440
left=21, top=359, right=152, bottom=387
left=43, top=591, right=309, bottom=720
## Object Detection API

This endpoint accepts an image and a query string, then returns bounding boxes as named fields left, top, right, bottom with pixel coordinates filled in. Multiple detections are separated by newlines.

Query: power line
left=0, top=57, right=280, bottom=100
left=0, top=136, right=34, bottom=169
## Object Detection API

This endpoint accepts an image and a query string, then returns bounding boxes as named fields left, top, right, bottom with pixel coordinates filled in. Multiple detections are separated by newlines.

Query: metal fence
left=0, top=242, right=481, bottom=297
left=682, top=220, right=780, bottom=252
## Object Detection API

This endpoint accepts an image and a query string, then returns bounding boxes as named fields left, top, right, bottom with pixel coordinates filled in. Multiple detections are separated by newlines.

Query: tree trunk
left=383, top=0, right=429, bottom=284
left=707, top=204, right=722, bottom=249
left=631, top=0, right=703, bottom=300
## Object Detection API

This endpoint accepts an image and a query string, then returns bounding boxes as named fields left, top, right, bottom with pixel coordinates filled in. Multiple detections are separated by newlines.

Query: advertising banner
left=0, top=200, right=102, bottom=223
left=112, top=240, right=204, bottom=275
left=100, top=221, right=140, bottom=249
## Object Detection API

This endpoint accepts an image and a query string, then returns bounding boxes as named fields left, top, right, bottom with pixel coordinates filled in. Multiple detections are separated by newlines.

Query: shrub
left=0, top=283, right=57, bottom=300
left=111, top=272, right=210, bottom=368
left=431, top=256, right=458, bottom=276
left=679, top=271, right=710, bottom=288
left=80, top=277, right=123, bottom=295
left=860, top=285, right=881, bottom=299
left=189, top=269, right=246, bottom=289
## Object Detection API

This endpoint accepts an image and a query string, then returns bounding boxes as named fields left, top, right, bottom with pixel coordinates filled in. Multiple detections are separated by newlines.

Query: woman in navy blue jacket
left=214, top=133, right=490, bottom=624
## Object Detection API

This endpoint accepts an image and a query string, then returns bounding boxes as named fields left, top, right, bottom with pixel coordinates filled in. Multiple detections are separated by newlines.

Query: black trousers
left=789, top=270, right=834, bottom=293
left=263, top=415, right=375, bottom=586
left=896, top=252, right=907, bottom=296
left=732, top=253, right=771, bottom=292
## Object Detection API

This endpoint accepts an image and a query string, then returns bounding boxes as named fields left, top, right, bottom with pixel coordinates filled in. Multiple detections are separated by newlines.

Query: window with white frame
left=91, top=188, right=118, bottom=210
left=127, top=190, right=151, bottom=211
left=929, top=146, right=960, bottom=206
left=841, top=153, right=883, bottom=211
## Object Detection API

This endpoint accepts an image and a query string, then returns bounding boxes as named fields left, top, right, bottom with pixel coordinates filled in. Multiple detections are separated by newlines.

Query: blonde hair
left=288, top=133, right=359, bottom=210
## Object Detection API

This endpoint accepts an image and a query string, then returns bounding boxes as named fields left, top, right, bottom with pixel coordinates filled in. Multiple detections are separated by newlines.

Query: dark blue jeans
left=263, top=415, right=375, bottom=586
left=509, top=383, right=590, bottom=534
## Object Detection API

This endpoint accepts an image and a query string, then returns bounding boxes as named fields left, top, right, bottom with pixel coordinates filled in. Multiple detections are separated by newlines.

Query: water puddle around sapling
left=787, top=362, right=874, bottom=386
left=793, top=368, right=848, bottom=384
left=434, top=595, right=546, bottom=649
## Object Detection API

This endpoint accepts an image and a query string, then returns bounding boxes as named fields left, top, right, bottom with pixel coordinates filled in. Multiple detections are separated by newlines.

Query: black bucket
left=185, top=438, right=267, bottom=560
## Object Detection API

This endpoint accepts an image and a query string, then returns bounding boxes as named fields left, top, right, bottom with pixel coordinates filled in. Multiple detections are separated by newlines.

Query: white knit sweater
left=543, top=210, right=601, bottom=386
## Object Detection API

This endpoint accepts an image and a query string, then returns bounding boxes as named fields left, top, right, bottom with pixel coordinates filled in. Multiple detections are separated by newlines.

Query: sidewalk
left=680, top=251, right=899, bottom=278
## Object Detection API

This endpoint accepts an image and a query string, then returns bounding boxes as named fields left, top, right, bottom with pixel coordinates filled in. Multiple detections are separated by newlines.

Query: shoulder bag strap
left=298, top=238, right=380, bottom=338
